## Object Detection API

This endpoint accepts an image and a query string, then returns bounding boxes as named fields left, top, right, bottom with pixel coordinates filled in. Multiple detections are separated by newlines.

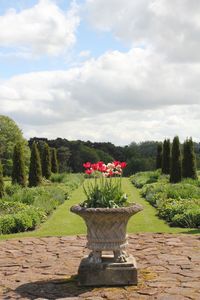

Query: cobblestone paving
left=0, top=233, right=199, bottom=300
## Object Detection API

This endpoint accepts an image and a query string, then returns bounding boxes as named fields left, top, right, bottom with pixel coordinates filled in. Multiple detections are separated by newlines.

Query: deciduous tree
left=0, top=115, right=30, bottom=176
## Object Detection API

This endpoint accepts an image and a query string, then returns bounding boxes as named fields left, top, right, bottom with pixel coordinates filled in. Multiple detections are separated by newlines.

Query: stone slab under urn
left=71, top=204, right=143, bottom=286
left=78, top=255, right=137, bottom=286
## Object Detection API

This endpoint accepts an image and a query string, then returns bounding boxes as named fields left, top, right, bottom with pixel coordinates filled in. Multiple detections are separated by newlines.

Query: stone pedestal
left=78, top=255, right=138, bottom=286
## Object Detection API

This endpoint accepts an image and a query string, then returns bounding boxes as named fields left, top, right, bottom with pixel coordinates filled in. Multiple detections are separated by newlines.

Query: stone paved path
left=0, top=233, right=199, bottom=300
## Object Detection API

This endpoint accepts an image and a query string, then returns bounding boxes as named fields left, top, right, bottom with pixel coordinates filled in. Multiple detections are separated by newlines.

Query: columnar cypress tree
left=12, top=142, right=26, bottom=186
left=42, top=143, right=51, bottom=179
left=51, top=148, right=59, bottom=173
left=170, top=136, right=182, bottom=183
left=162, top=139, right=171, bottom=174
left=182, top=138, right=197, bottom=179
left=156, top=143, right=162, bottom=169
left=0, top=161, right=4, bottom=198
left=29, top=142, right=42, bottom=187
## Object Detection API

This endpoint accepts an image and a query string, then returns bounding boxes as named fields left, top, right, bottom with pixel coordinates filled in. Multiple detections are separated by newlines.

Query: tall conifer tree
left=51, top=148, right=59, bottom=173
left=156, top=143, right=162, bottom=169
left=0, top=161, right=4, bottom=198
left=182, top=138, right=197, bottom=179
left=29, top=142, right=42, bottom=187
left=12, top=142, right=26, bottom=186
left=162, top=139, right=171, bottom=174
left=42, top=143, right=51, bottom=179
left=170, top=136, right=182, bottom=183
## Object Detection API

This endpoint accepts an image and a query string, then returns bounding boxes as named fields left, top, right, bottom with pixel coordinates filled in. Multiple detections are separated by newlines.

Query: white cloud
left=0, top=0, right=80, bottom=56
left=86, top=0, right=200, bottom=62
left=1, top=48, right=200, bottom=144
left=19, top=106, right=200, bottom=145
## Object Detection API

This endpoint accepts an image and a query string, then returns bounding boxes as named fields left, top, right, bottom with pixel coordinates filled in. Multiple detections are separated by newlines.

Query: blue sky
left=0, top=0, right=200, bottom=145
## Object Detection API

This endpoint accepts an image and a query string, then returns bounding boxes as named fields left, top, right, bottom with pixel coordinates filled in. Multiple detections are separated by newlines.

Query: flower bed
left=0, top=173, right=84, bottom=234
left=131, top=171, right=200, bottom=228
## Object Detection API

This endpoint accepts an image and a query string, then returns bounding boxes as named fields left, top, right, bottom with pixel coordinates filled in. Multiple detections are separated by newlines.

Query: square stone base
left=78, top=255, right=138, bottom=286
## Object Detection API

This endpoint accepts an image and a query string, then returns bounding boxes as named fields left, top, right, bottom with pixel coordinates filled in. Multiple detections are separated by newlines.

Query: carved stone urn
left=70, top=203, right=143, bottom=286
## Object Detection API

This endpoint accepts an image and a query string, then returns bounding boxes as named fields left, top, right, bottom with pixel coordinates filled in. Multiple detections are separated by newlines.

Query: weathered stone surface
left=78, top=255, right=137, bottom=286
left=0, top=233, right=199, bottom=299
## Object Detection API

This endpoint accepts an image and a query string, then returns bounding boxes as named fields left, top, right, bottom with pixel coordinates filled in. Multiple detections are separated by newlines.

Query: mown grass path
left=0, top=178, right=199, bottom=240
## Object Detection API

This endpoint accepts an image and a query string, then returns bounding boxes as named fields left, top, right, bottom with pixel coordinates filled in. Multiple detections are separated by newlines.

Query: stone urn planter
left=70, top=203, right=143, bottom=286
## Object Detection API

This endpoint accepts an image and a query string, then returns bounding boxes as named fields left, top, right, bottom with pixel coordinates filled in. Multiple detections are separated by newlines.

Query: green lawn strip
left=124, top=178, right=199, bottom=234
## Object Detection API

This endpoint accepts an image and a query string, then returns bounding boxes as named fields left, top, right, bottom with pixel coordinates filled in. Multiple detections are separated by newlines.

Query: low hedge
left=0, top=206, right=46, bottom=234
left=130, top=170, right=163, bottom=188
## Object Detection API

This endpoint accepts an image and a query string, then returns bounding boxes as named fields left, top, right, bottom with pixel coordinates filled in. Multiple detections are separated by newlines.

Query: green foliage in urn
left=51, top=148, right=59, bottom=173
left=162, top=139, right=171, bottom=174
left=29, top=142, right=42, bottom=187
left=42, top=143, right=51, bottom=179
left=182, top=138, right=197, bottom=180
left=0, top=161, right=4, bottom=198
left=12, top=142, right=26, bottom=187
left=170, top=136, right=182, bottom=183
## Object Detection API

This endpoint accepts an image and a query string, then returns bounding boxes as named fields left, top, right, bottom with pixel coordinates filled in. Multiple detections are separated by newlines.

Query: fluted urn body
left=71, top=203, right=143, bottom=263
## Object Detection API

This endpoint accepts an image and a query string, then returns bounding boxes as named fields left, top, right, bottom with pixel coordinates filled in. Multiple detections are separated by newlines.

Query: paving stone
left=0, top=233, right=199, bottom=299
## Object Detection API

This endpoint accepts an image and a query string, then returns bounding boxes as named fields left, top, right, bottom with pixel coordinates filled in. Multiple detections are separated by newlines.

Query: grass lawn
left=0, top=178, right=199, bottom=240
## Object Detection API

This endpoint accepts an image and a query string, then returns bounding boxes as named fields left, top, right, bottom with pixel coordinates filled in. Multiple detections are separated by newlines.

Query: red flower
left=91, top=163, right=98, bottom=170
left=83, top=162, right=91, bottom=168
left=113, top=160, right=120, bottom=167
left=99, top=165, right=107, bottom=172
left=97, top=161, right=104, bottom=168
left=120, top=162, right=127, bottom=169
left=85, top=169, right=93, bottom=175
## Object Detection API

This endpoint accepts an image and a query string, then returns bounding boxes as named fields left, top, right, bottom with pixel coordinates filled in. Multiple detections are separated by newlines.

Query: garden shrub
left=0, top=206, right=46, bottom=234
left=0, top=200, right=28, bottom=215
left=166, top=184, right=200, bottom=199
left=0, top=215, right=16, bottom=234
left=14, top=211, right=33, bottom=231
left=171, top=208, right=200, bottom=228
left=50, top=173, right=66, bottom=183
left=5, top=184, right=22, bottom=196
left=130, top=170, right=161, bottom=188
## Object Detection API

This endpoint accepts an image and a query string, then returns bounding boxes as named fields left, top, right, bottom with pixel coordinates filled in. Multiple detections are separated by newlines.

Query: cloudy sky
left=0, top=0, right=200, bottom=145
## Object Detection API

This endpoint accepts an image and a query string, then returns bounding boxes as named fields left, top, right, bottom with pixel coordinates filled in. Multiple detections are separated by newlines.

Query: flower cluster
left=82, top=161, right=128, bottom=208
left=83, top=161, right=127, bottom=177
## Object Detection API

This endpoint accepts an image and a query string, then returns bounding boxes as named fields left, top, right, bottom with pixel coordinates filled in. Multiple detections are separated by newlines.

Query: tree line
left=156, top=137, right=197, bottom=183
left=1, top=115, right=200, bottom=184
